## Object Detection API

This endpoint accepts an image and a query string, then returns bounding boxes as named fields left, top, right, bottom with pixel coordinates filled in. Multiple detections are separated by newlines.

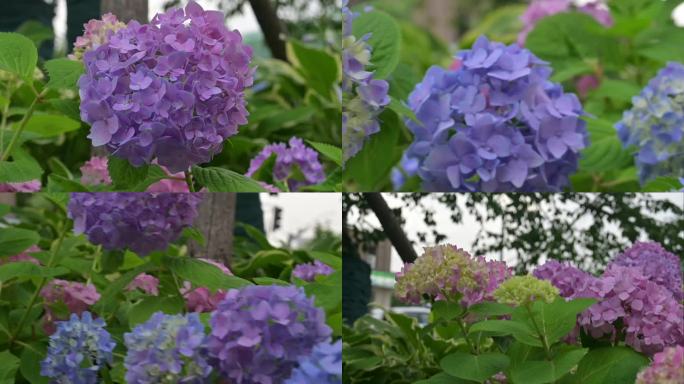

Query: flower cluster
left=80, top=156, right=112, bottom=186
left=206, top=285, right=331, bottom=383
left=182, top=258, right=233, bottom=313
left=285, top=339, right=342, bottom=384
left=245, top=137, right=326, bottom=191
left=342, top=0, right=390, bottom=163
left=533, top=260, right=597, bottom=299
left=70, top=13, right=126, bottom=60
left=0, top=245, right=41, bottom=266
left=395, top=36, right=588, bottom=192
left=616, top=62, right=684, bottom=184
left=609, top=241, right=683, bottom=301
left=0, top=180, right=41, bottom=192
left=40, top=279, right=101, bottom=334
left=292, top=260, right=334, bottom=282
left=41, top=312, right=116, bottom=384
left=636, top=345, right=684, bottom=384
left=127, top=273, right=160, bottom=296
left=78, top=1, right=254, bottom=172
left=68, top=193, right=203, bottom=255
left=518, top=0, right=613, bottom=45
left=395, top=245, right=512, bottom=307
left=493, top=275, right=559, bottom=306
left=124, top=312, right=212, bottom=384
left=578, top=265, right=684, bottom=355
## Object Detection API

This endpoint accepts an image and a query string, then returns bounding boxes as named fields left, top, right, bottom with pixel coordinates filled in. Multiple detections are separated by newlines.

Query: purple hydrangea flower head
left=70, top=13, right=126, bottom=60
left=246, top=137, right=325, bottom=191
left=292, top=260, right=334, bottom=282
left=285, top=339, right=342, bottom=384
left=579, top=265, right=684, bottom=355
left=519, top=0, right=613, bottom=46
left=395, top=245, right=512, bottom=307
left=395, top=36, right=588, bottom=192
left=124, top=312, right=212, bottom=384
left=609, top=242, right=683, bottom=301
left=636, top=345, right=684, bottom=384
left=78, top=1, right=254, bottom=172
left=68, top=193, right=203, bottom=255
left=206, top=285, right=331, bottom=384
left=615, top=62, right=684, bottom=184
left=41, top=312, right=116, bottom=384
left=533, top=260, right=598, bottom=299
left=342, top=0, right=390, bottom=163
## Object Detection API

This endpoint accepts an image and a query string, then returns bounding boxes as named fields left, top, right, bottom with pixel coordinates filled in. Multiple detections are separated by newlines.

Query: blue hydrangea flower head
left=41, top=312, right=116, bottom=384
left=206, top=285, right=331, bottom=384
left=68, top=193, right=203, bottom=255
left=285, top=339, right=342, bottom=384
left=395, top=35, right=588, bottom=192
left=124, top=312, right=212, bottom=384
left=78, top=1, right=254, bottom=172
left=342, top=0, right=390, bottom=163
left=616, top=62, right=684, bottom=184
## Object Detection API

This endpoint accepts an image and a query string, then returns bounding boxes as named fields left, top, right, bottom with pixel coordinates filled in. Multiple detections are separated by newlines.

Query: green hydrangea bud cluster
left=494, top=275, right=559, bottom=306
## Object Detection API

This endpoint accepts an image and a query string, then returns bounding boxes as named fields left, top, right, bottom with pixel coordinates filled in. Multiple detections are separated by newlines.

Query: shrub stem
left=0, top=88, right=47, bottom=162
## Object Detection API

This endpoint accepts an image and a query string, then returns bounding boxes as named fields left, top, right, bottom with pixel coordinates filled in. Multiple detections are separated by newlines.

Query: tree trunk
left=100, top=0, right=148, bottom=22
left=188, top=193, right=237, bottom=265
left=363, top=193, right=418, bottom=264
left=0, top=193, right=16, bottom=206
left=248, top=0, right=288, bottom=62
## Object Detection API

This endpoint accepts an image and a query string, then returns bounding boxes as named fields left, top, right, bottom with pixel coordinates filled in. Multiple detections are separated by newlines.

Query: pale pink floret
left=40, top=279, right=100, bottom=334
left=80, top=156, right=112, bottom=186
left=0, top=180, right=41, bottom=192
left=126, top=273, right=160, bottom=296
left=0, top=245, right=41, bottom=266
left=181, top=258, right=233, bottom=313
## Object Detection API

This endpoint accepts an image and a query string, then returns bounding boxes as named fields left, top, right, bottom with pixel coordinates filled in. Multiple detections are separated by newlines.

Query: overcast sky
left=261, top=193, right=342, bottom=246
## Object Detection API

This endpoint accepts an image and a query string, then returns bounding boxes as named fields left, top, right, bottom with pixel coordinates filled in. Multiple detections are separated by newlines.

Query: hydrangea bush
left=345, top=240, right=683, bottom=384
left=0, top=193, right=342, bottom=384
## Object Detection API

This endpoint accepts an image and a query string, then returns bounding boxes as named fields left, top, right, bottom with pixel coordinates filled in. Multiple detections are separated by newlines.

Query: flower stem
left=184, top=169, right=196, bottom=192
left=0, top=88, right=47, bottom=162
left=525, top=304, right=552, bottom=360
left=9, top=224, right=68, bottom=345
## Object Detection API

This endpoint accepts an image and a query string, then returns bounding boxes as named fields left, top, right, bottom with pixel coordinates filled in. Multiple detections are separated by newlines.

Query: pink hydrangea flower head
left=579, top=265, right=684, bottom=355
left=609, top=241, right=683, bottom=301
left=70, top=13, right=127, bottom=60
left=395, top=245, right=512, bottom=307
left=126, top=273, right=160, bottom=296
left=182, top=258, right=233, bottom=313
left=0, top=180, right=41, bottom=192
left=636, top=345, right=684, bottom=384
left=145, top=166, right=190, bottom=192
left=0, top=245, right=41, bottom=266
left=519, top=0, right=613, bottom=46
left=80, top=156, right=112, bottom=186
left=40, top=279, right=101, bottom=334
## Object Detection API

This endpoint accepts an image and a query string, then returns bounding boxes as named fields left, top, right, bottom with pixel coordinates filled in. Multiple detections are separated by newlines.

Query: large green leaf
left=164, top=256, right=252, bottom=292
left=0, top=32, right=37, bottom=80
left=440, top=352, right=510, bottom=383
left=96, top=263, right=156, bottom=314
left=510, top=347, right=588, bottom=384
left=0, top=262, right=69, bottom=281
left=0, top=147, right=43, bottom=183
left=307, top=141, right=342, bottom=167
left=0, top=228, right=40, bottom=257
left=414, top=372, right=475, bottom=384
left=192, top=166, right=266, bottom=192
left=19, top=343, right=49, bottom=384
left=468, top=319, right=541, bottom=347
left=512, top=298, right=596, bottom=346
left=0, top=351, right=19, bottom=384
left=287, top=41, right=339, bottom=98
left=351, top=10, right=402, bottom=79
left=44, top=58, right=84, bottom=90
left=431, top=301, right=463, bottom=322
left=127, top=296, right=185, bottom=326
left=574, top=347, right=649, bottom=384
left=14, top=114, right=80, bottom=137
left=304, top=270, right=342, bottom=311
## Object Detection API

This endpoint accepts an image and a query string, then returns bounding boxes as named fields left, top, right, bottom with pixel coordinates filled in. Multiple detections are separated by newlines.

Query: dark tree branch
left=248, top=0, right=288, bottom=61
left=188, top=194, right=237, bottom=265
left=363, top=193, right=418, bottom=264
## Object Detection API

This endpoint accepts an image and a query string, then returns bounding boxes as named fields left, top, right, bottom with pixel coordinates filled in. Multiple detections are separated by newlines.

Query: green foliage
left=573, top=347, right=650, bottom=384
left=0, top=33, right=37, bottom=80
left=351, top=10, right=402, bottom=79
left=44, top=59, right=84, bottom=91
left=191, top=166, right=267, bottom=192
left=440, top=352, right=510, bottom=383
left=0, top=228, right=39, bottom=257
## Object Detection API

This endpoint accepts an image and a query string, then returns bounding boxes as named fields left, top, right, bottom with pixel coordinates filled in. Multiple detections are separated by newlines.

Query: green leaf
left=192, top=166, right=267, bottom=192
left=44, top=58, right=84, bottom=90
left=468, top=302, right=514, bottom=317
left=46, top=174, right=91, bottom=192
left=513, top=298, right=596, bottom=346
left=0, top=351, right=19, bottom=384
left=574, top=347, right=649, bottom=384
left=250, top=153, right=277, bottom=186
left=0, top=32, right=37, bottom=80
left=510, top=348, right=588, bottom=384
left=306, top=251, right=342, bottom=270
left=96, top=263, right=156, bottom=314
left=16, top=20, right=54, bottom=49
left=642, top=177, right=682, bottom=192
left=164, top=257, right=252, bottom=292
left=108, top=156, right=149, bottom=190
left=287, top=41, right=339, bottom=98
left=0, top=147, right=43, bottom=183
left=0, top=262, right=68, bottom=282
left=19, top=343, right=48, bottom=384
left=431, top=301, right=463, bottom=322
left=414, top=372, right=475, bottom=384
left=352, top=10, right=401, bottom=79
left=14, top=114, right=81, bottom=137
left=580, top=137, right=633, bottom=173
left=0, top=228, right=39, bottom=257
left=589, top=79, right=641, bottom=104
left=468, top=319, right=541, bottom=347
left=388, top=98, right=418, bottom=123
left=128, top=296, right=185, bottom=326
left=304, top=270, right=342, bottom=311
left=307, top=141, right=342, bottom=166
left=440, top=352, right=510, bottom=383
left=181, top=227, right=205, bottom=247
left=253, top=277, right=289, bottom=286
